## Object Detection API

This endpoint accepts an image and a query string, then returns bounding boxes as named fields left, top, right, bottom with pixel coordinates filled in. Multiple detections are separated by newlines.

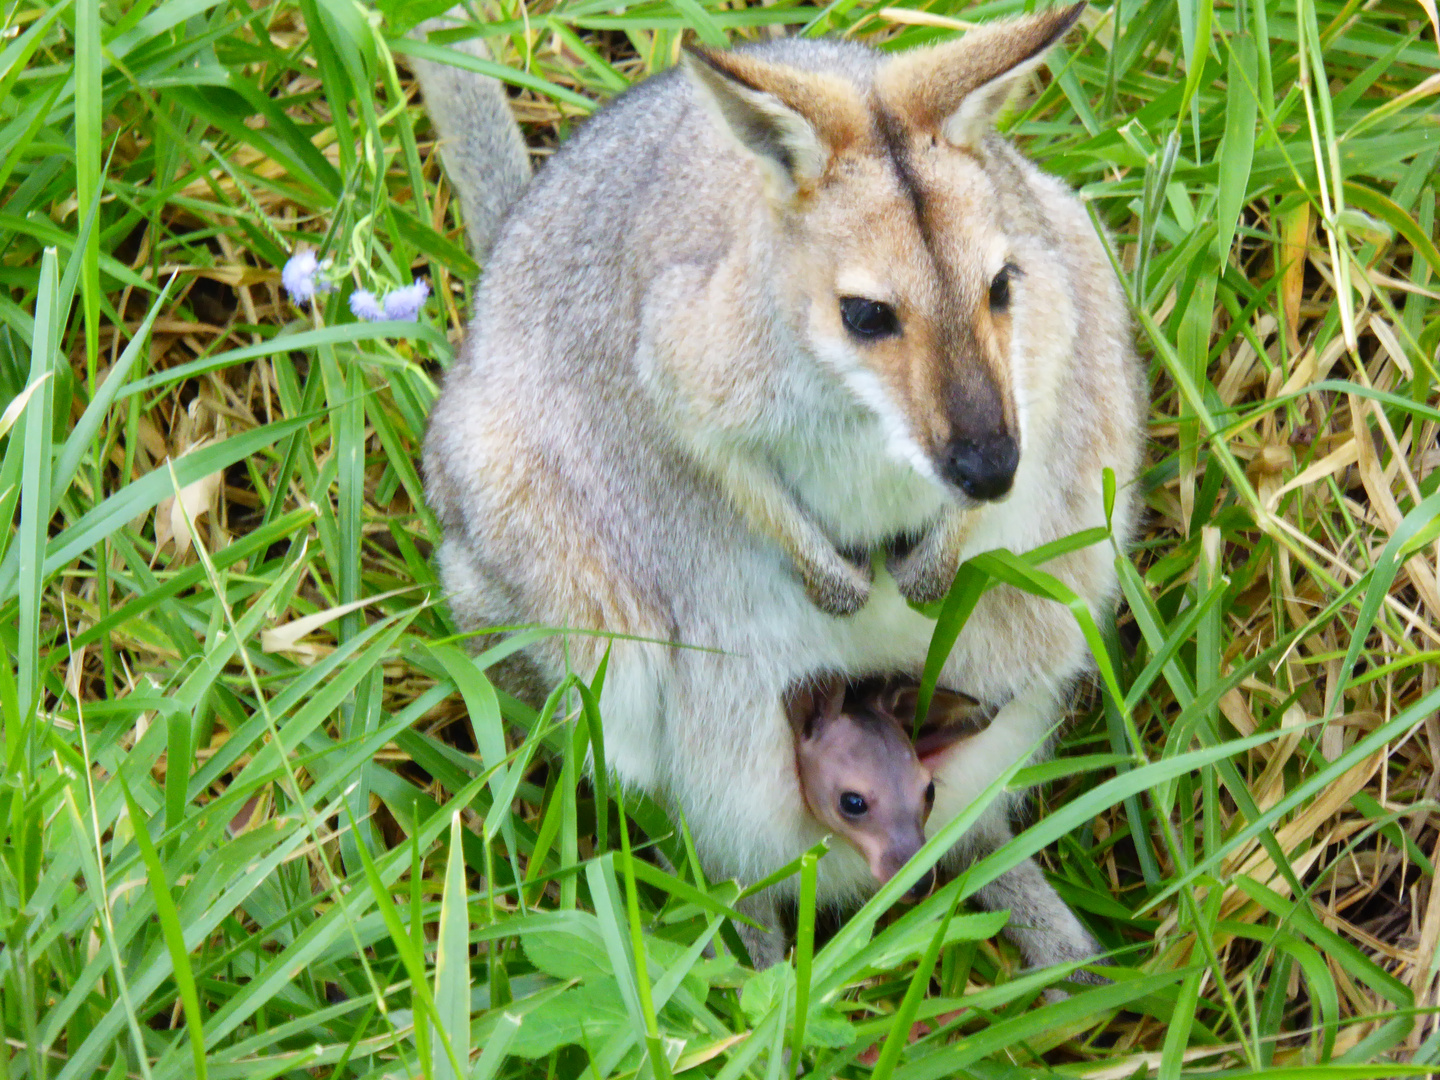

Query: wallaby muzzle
left=873, top=832, right=935, bottom=902
left=941, top=430, right=1018, bottom=500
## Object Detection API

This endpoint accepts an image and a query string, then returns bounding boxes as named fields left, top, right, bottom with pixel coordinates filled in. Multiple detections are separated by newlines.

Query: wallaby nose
left=941, top=432, right=1019, bottom=501
left=904, top=867, right=936, bottom=902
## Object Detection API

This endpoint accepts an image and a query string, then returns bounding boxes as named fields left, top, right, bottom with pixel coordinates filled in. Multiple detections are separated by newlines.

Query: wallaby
left=788, top=675, right=994, bottom=901
left=416, top=2, right=1145, bottom=971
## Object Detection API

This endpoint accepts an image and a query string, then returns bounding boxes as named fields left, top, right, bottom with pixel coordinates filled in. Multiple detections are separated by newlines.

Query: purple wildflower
left=281, top=250, right=333, bottom=304
left=383, top=279, right=431, bottom=321
left=349, top=289, right=385, bottom=321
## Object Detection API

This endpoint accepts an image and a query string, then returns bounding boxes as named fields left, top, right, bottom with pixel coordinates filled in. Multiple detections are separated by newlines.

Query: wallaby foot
left=735, top=892, right=790, bottom=969
left=973, top=855, right=1109, bottom=992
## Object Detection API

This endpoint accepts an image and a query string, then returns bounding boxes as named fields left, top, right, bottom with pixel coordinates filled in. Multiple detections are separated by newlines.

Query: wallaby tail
left=410, top=8, right=531, bottom=258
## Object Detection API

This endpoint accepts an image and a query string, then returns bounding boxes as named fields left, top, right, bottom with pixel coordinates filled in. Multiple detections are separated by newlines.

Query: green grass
left=2, top=0, right=1439, bottom=1077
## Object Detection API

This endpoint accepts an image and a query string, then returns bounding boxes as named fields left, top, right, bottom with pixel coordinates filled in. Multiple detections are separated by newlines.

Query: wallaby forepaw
left=887, top=544, right=957, bottom=607
left=804, top=554, right=872, bottom=616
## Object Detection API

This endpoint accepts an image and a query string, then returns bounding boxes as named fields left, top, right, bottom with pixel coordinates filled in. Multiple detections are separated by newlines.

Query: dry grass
left=2, top=0, right=1438, bottom=1076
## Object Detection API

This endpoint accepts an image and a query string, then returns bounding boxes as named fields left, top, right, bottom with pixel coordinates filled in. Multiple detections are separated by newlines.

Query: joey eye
left=838, top=792, right=868, bottom=817
left=839, top=297, right=899, bottom=340
left=989, top=263, right=1020, bottom=312
left=924, top=781, right=935, bottom=806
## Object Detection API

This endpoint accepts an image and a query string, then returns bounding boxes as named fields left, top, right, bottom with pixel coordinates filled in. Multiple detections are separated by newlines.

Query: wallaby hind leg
left=735, top=891, right=789, bottom=970
left=732, top=859, right=1106, bottom=982
left=973, top=854, right=1109, bottom=985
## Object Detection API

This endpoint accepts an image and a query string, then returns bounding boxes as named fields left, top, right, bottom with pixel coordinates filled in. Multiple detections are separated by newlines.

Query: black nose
left=941, top=432, right=1018, bottom=500
left=904, top=867, right=936, bottom=902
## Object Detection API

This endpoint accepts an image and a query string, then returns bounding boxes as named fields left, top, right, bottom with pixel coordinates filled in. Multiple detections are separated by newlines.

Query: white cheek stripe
left=814, top=339, right=939, bottom=482
left=835, top=267, right=891, bottom=302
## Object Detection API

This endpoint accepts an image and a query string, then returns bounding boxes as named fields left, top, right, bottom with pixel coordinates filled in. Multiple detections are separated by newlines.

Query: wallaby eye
left=925, top=781, right=935, bottom=806
left=839, top=297, right=899, bottom=340
left=989, top=263, right=1020, bottom=312
left=838, top=792, right=868, bottom=817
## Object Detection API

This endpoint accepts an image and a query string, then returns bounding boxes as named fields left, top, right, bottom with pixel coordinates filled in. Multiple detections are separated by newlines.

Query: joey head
left=787, top=675, right=994, bottom=900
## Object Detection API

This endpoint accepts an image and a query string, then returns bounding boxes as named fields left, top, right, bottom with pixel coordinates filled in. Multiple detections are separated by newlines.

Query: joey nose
left=942, top=433, right=1019, bottom=501
left=904, top=868, right=936, bottom=902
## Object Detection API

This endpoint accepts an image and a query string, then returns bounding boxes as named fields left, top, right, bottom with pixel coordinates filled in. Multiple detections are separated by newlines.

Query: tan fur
left=419, top=2, right=1144, bottom=970
left=685, top=49, right=875, bottom=187
left=876, top=8, right=1083, bottom=142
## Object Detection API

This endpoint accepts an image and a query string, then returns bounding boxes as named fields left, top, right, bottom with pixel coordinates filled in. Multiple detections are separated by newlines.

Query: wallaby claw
left=804, top=551, right=872, bottom=616
left=887, top=537, right=958, bottom=607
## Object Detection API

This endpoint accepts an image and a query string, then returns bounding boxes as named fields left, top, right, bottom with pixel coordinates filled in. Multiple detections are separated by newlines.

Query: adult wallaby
left=415, top=3, right=1144, bottom=969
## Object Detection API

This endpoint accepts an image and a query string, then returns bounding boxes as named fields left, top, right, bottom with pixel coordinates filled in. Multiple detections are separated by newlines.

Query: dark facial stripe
left=872, top=103, right=938, bottom=261
left=873, top=101, right=1009, bottom=442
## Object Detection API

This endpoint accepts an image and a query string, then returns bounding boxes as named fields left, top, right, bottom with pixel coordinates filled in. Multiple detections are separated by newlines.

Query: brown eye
left=989, top=263, right=1020, bottom=312
left=840, top=297, right=899, bottom=340
left=839, top=792, right=868, bottom=817
left=925, top=782, right=935, bottom=806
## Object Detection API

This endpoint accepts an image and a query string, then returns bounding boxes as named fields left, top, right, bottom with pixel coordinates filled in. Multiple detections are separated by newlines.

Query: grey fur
left=410, top=9, right=530, bottom=256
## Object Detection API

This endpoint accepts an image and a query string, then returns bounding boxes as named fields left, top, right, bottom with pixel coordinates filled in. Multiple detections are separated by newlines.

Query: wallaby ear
left=864, top=685, right=921, bottom=728
left=912, top=688, right=995, bottom=759
left=876, top=2, right=1085, bottom=150
left=925, top=688, right=989, bottom=732
left=682, top=47, right=870, bottom=197
left=876, top=683, right=922, bottom=726
left=785, top=674, right=847, bottom=739
left=871, top=682, right=986, bottom=731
